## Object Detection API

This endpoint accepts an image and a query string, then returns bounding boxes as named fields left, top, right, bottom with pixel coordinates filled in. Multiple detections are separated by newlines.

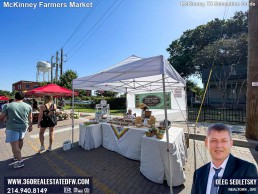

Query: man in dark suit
left=191, top=123, right=257, bottom=194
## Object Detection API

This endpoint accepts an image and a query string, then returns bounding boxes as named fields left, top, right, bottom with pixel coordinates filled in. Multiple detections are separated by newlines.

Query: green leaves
left=167, top=11, right=248, bottom=78
left=57, top=69, right=78, bottom=90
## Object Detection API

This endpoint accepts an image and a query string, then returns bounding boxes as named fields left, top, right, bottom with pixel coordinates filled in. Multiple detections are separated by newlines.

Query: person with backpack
left=37, top=95, right=57, bottom=152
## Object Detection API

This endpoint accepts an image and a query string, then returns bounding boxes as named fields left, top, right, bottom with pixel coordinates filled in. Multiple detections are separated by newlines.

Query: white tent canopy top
left=73, top=55, right=186, bottom=93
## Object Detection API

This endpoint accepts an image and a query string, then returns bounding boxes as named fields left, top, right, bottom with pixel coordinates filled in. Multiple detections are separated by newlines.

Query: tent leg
left=72, top=84, right=75, bottom=148
left=162, top=73, right=173, bottom=194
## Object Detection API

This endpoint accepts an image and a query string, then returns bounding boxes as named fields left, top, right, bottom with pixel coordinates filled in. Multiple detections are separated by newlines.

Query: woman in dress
left=37, top=95, right=57, bottom=152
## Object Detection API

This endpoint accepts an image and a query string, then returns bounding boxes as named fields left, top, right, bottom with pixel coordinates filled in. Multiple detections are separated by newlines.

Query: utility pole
left=246, top=0, right=258, bottom=140
left=55, top=51, right=59, bottom=82
left=50, top=56, right=54, bottom=83
left=60, top=48, right=63, bottom=76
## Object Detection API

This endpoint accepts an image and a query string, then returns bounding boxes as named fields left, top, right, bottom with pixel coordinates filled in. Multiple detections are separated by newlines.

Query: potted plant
left=156, top=130, right=165, bottom=139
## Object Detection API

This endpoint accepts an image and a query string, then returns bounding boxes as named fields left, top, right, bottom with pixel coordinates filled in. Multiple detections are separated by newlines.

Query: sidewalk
left=0, top=117, right=258, bottom=194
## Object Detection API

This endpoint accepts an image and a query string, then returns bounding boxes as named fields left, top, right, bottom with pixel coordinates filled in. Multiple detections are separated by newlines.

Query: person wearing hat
left=138, top=103, right=149, bottom=118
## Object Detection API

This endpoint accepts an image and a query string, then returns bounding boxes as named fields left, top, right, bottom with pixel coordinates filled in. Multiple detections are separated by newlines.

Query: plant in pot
left=148, top=129, right=154, bottom=137
left=62, top=113, right=69, bottom=120
left=156, top=130, right=165, bottom=139
left=151, top=127, right=159, bottom=135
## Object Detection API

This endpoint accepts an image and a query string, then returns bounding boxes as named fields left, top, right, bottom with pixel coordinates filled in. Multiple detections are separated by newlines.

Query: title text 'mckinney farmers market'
left=2, top=1, right=93, bottom=9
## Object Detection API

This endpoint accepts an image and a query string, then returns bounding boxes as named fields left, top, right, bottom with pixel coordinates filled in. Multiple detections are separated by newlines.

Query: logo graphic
left=64, top=187, right=72, bottom=193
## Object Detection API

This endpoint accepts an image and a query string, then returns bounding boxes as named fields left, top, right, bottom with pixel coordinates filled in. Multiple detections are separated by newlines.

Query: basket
left=63, top=140, right=72, bottom=151
left=156, top=133, right=164, bottom=139
left=136, top=123, right=142, bottom=127
left=145, top=131, right=153, bottom=137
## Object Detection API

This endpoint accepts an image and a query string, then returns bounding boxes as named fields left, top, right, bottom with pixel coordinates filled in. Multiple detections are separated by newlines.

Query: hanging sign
left=174, top=87, right=182, bottom=98
left=252, top=82, right=258, bottom=86
left=135, top=92, right=171, bottom=109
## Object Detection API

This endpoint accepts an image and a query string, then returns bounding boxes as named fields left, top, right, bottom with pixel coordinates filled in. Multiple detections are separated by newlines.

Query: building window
left=18, top=85, right=21, bottom=90
left=26, top=84, right=30, bottom=90
left=33, top=85, right=39, bottom=88
left=230, top=65, right=236, bottom=75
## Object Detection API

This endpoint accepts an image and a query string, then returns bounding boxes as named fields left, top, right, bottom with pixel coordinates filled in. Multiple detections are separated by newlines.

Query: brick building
left=12, top=80, right=40, bottom=92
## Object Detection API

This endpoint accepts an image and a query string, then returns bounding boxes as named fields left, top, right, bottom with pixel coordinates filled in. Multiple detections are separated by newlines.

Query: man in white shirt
left=191, top=123, right=257, bottom=194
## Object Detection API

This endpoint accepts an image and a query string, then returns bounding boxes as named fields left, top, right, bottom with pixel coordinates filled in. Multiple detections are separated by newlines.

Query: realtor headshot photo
left=191, top=123, right=258, bottom=194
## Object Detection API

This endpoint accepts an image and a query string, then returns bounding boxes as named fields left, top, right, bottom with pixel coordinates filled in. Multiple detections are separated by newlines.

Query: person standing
left=125, top=109, right=135, bottom=120
left=138, top=103, right=149, bottom=118
left=191, top=123, right=258, bottom=194
left=32, top=99, right=38, bottom=111
left=37, top=95, right=57, bottom=152
left=0, top=92, right=33, bottom=168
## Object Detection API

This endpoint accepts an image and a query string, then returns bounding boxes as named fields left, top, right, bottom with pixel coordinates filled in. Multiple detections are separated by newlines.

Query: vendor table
left=140, top=127, right=187, bottom=186
left=78, top=123, right=187, bottom=186
left=102, top=123, right=148, bottom=161
left=79, top=123, right=102, bottom=150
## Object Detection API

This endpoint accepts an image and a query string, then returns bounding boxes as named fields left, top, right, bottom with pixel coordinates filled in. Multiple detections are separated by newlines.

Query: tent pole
left=72, top=83, right=75, bottom=148
left=162, top=73, right=173, bottom=194
left=125, top=87, right=128, bottom=113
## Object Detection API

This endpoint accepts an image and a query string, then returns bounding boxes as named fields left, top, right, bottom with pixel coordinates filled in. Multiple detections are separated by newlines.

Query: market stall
left=24, top=84, right=78, bottom=97
left=72, top=55, right=187, bottom=190
left=0, top=96, right=9, bottom=101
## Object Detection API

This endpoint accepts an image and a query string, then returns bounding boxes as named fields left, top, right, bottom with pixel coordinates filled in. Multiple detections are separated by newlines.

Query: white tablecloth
left=140, top=127, right=187, bottom=186
left=79, top=123, right=102, bottom=150
left=102, top=123, right=148, bottom=160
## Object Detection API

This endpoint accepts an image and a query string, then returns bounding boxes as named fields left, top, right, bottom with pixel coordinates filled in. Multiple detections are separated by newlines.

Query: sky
left=0, top=0, right=249, bottom=91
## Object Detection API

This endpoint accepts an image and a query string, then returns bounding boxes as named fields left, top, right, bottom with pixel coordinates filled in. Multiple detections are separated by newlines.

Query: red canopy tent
left=24, top=84, right=78, bottom=97
left=0, top=96, right=9, bottom=101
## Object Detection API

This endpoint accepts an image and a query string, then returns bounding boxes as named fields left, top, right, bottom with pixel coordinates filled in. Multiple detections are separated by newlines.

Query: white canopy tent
left=73, top=55, right=185, bottom=92
left=72, top=55, right=186, bottom=193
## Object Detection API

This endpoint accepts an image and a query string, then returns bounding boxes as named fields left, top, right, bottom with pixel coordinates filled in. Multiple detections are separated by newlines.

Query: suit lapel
left=202, top=163, right=211, bottom=194
left=219, top=154, right=235, bottom=193
left=222, top=154, right=235, bottom=178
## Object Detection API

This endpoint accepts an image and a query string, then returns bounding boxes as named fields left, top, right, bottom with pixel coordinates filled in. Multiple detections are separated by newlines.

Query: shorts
left=5, top=129, right=27, bottom=143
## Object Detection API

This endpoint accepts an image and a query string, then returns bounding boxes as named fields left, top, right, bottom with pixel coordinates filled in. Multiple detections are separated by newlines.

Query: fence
left=188, top=107, right=246, bottom=124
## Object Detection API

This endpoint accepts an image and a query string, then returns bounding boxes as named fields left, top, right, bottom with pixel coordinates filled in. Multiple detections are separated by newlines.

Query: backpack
left=40, top=104, right=57, bottom=127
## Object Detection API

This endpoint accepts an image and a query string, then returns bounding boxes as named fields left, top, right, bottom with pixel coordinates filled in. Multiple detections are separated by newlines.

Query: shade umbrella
left=0, top=96, right=9, bottom=101
left=24, top=84, right=78, bottom=97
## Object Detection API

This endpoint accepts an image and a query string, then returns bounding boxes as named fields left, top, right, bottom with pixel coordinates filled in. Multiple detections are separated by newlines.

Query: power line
left=62, top=0, right=103, bottom=48
left=66, top=0, right=123, bottom=57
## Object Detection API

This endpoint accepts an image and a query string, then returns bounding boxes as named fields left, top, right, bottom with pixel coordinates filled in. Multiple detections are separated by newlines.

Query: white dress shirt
left=206, top=156, right=229, bottom=194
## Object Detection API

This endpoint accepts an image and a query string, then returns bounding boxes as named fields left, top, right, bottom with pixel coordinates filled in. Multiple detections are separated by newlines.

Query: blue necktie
left=210, top=167, right=222, bottom=194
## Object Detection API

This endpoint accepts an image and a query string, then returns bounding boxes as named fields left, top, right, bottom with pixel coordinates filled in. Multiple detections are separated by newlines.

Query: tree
left=57, top=69, right=78, bottom=90
left=186, top=80, right=203, bottom=97
left=197, top=34, right=247, bottom=107
left=167, top=11, right=248, bottom=78
left=94, top=90, right=117, bottom=97
left=0, top=90, right=12, bottom=97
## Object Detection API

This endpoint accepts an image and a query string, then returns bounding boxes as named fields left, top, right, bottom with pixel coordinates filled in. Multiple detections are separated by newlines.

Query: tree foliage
left=94, top=90, right=118, bottom=97
left=167, top=11, right=248, bottom=78
left=186, top=80, right=203, bottom=97
left=0, top=90, right=12, bottom=98
left=57, top=69, right=78, bottom=90
left=194, top=33, right=247, bottom=70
